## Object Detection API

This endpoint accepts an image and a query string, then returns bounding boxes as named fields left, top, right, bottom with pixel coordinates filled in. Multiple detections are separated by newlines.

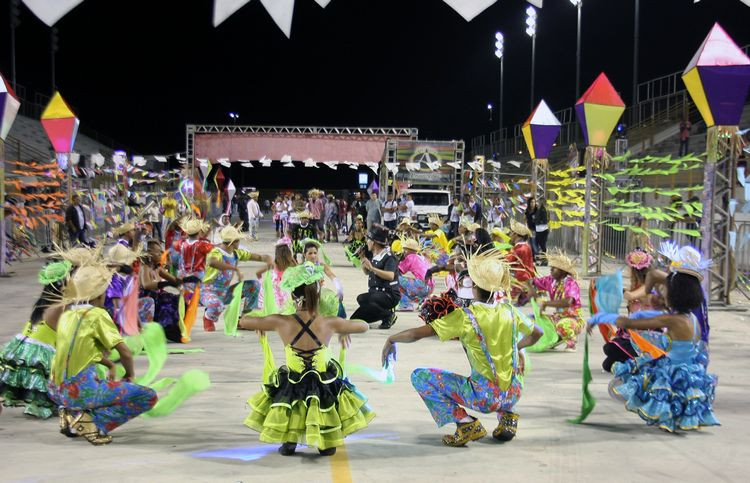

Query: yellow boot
left=441, top=418, right=487, bottom=447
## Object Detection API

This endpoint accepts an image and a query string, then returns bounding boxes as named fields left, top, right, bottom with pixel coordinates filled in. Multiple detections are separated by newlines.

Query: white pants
left=249, top=217, right=260, bottom=238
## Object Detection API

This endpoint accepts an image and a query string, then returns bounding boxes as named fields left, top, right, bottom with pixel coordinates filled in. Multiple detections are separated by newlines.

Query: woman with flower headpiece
left=238, top=262, right=374, bottom=456
left=48, top=262, right=157, bottom=445
left=250, top=237, right=298, bottom=317
left=599, top=248, right=660, bottom=372
left=396, top=238, right=434, bottom=311
left=199, top=225, right=270, bottom=332
left=302, top=239, right=344, bottom=302
left=382, top=249, right=543, bottom=446
left=529, top=250, right=584, bottom=351
left=593, top=242, right=719, bottom=432
left=0, top=261, right=72, bottom=418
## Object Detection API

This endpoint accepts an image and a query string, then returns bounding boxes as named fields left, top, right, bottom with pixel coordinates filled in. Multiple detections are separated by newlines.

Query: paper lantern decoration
left=682, top=23, right=750, bottom=127
left=575, top=73, right=625, bottom=147
left=41, top=92, right=79, bottom=153
left=0, top=73, right=21, bottom=141
left=522, top=100, right=561, bottom=160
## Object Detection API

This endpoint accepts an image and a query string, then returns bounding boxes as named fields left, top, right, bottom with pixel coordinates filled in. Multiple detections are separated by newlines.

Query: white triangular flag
left=527, top=0, right=543, bottom=8
left=259, top=0, right=296, bottom=38
left=446, top=162, right=461, bottom=170
left=176, top=153, right=185, bottom=161
left=218, top=158, right=231, bottom=168
left=385, top=162, right=399, bottom=174
left=213, top=0, right=251, bottom=27
left=154, top=156, right=167, bottom=163
left=241, top=162, right=253, bottom=168
left=69, top=152, right=80, bottom=165
left=730, top=199, right=738, bottom=216
left=281, top=154, right=293, bottom=163
left=467, top=161, right=483, bottom=172
left=442, top=0, right=498, bottom=22
left=22, top=0, right=84, bottom=27
left=425, top=161, right=440, bottom=171
left=197, top=158, right=209, bottom=166
left=314, top=0, right=331, bottom=7
left=488, top=160, right=502, bottom=169
left=260, top=157, right=272, bottom=167
left=365, top=162, right=379, bottom=174
left=348, top=164, right=358, bottom=170
left=508, top=160, right=522, bottom=168
left=321, top=161, right=337, bottom=170
left=283, top=162, right=295, bottom=168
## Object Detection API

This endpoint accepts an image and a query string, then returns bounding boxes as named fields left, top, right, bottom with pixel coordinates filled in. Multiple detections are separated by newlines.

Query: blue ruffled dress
left=608, top=313, right=719, bottom=432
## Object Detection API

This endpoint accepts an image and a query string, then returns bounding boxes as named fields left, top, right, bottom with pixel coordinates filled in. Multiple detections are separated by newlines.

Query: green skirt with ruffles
left=244, top=360, right=375, bottom=449
left=0, top=335, right=56, bottom=419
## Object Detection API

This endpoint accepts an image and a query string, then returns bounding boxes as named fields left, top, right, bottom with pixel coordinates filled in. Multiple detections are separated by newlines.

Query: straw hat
left=398, top=217, right=414, bottom=227
left=468, top=222, right=481, bottom=232
left=180, top=216, right=205, bottom=235
left=427, top=214, right=444, bottom=227
left=510, top=219, right=532, bottom=238
left=63, top=263, right=115, bottom=303
left=546, top=249, right=578, bottom=279
left=402, top=238, right=421, bottom=253
left=299, top=210, right=311, bottom=220
left=308, top=189, right=320, bottom=198
left=38, top=260, right=72, bottom=286
left=491, top=227, right=511, bottom=242
left=113, top=221, right=136, bottom=236
left=466, top=248, right=512, bottom=293
left=106, top=244, right=139, bottom=266
left=219, top=225, right=247, bottom=244
left=54, top=246, right=98, bottom=267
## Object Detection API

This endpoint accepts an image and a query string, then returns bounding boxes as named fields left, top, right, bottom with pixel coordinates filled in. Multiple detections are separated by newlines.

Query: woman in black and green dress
left=0, top=261, right=71, bottom=418
left=239, top=262, right=374, bottom=456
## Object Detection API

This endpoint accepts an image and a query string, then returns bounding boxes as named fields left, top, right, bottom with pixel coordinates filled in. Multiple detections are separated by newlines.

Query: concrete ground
left=1, top=224, right=748, bottom=483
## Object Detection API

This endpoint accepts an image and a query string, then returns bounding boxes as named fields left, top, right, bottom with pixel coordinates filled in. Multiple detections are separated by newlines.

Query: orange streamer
left=181, top=286, right=201, bottom=343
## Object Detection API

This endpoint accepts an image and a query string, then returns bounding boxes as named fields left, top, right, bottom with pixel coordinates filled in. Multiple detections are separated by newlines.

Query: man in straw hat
left=291, top=211, right=318, bottom=260
left=246, top=191, right=262, bottom=241
left=382, top=249, right=543, bottom=446
left=48, top=262, right=157, bottom=445
left=507, top=219, right=536, bottom=304
left=529, top=249, right=584, bottom=351
left=113, top=221, right=137, bottom=248
left=351, top=226, right=401, bottom=329
left=200, top=225, right=270, bottom=332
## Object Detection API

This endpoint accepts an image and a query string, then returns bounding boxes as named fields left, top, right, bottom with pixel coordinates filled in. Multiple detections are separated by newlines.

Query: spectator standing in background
left=679, top=118, right=692, bottom=156
left=366, top=192, right=382, bottom=231
left=382, top=192, right=399, bottom=230
left=65, top=194, right=89, bottom=246
left=247, top=191, right=261, bottom=240
left=448, top=197, right=461, bottom=238
left=533, top=198, right=550, bottom=264
left=525, top=197, right=537, bottom=256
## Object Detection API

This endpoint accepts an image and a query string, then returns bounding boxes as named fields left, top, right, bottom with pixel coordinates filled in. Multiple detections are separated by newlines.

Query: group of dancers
left=0, top=204, right=719, bottom=455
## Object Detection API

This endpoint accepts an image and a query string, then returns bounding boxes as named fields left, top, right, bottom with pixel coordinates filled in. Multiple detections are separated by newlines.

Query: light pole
left=494, top=32, right=504, bottom=142
left=229, top=112, right=239, bottom=125
left=570, top=0, right=582, bottom=101
left=487, top=103, right=493, bottom=122
left=525, top=6, right=537, bottom=111
left=632, top=0, right=640, bottom=111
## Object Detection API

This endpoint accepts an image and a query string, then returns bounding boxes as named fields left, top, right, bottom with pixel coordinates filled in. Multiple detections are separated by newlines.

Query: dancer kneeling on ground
left=381, top=249, right=543, bottom=447
left=238, top=262, right=374, bottom=456
left=48, top=262, right=157, bottom=445
left=397, top=238, right=434, bottom=311
left=529, top=250, right=584, bottom=351
left=350, top=226, right=400, bottom=329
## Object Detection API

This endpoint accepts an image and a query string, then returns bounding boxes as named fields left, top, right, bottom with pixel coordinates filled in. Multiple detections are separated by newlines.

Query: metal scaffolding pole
left=582, top=148, right=604, bottom=276
left=700, top=126, right=737, bottom=305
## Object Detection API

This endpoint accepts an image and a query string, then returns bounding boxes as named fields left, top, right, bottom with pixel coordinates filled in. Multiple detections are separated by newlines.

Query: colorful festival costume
left=201, top=246, right=261, bottom=327
left=532, top=275, right=584, bottom=349
left=0, top=321, right=58, bottom=418
left=292, top=223, right=317, bottom=256
left=609, top=314, right=719, bottom=432
left=397, top=252, right=434, bottom=311
left=414, top=302, right=532, bottom=429
left=244, top=315, right=375, bottom=450
left=507, top=241, right=535, bottom=302
left=48, top=306, right=157, bottom=436
left=251, top=267, right=291, bottom=316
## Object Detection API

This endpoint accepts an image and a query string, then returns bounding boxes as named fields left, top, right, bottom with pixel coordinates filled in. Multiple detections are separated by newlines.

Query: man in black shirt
left=292, top=210, right=318, bottom=259
left=351, top=226, right=400, bottom=329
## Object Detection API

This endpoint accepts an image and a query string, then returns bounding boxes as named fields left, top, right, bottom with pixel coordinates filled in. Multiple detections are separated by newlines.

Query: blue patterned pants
left=411, top=368, right=521, bottom=426
left=48, top=366, right=157, bottom=434
left=398, top=276, right=433, bottom=310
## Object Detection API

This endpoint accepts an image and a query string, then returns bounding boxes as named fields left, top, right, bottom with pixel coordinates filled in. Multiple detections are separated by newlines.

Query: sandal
left=492, top=412, right=519, bottom=441
left=442, top=418, right=486, bottom=447
left=72, top=412, right=113, bottom=446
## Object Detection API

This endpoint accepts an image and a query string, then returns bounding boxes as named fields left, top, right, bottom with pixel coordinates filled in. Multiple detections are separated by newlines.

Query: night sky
left=2, top=0, right=750, bottom=155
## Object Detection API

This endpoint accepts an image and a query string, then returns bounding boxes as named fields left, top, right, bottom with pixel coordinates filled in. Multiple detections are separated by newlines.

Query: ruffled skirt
left=609, top=353, right=720, bottom=432
left=0, top=335, right=56, bottom=418
left=244, top=361, right=374, bottom=449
